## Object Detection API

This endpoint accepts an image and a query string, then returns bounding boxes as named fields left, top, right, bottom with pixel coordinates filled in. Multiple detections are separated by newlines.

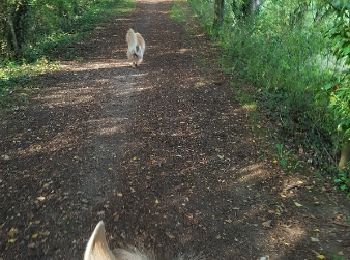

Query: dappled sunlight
left=29, top=66, right=150, bottom=108
left=230, top=107, right=254, bottom=115
left=178, top=48, right=192, bottom=54
left=132, top=73, right=149, bottom=78
left=17, top=131, right=77, bottom=157
left=60, top=59, right=128, bottom=71
left=98, top=126, right=125, bottom=136
left=43, top=93, right=94, bottom=107
left=167, top=130, right=200, bottom=137
left=242, top=103, right=257, bottom=112
left=87, top=117, right=130, bottom=136
left=109, top=84, right=152, bottom=97
left=279, top=176, right=305, bottom=198
left=236, top=162, right=272, bottom=183
left=33, top=86, right=99, bottom=107
left=217, top=191, right=309, bottom=259
left=194, top=79, right=211, bottom=88
left=264, top=223, right=307, bottom=257
left=115, top=18, right=132, bottom=22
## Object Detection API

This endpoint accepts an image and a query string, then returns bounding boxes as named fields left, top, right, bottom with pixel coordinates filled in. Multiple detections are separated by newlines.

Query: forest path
left=1, top=0, right=349, bottom=259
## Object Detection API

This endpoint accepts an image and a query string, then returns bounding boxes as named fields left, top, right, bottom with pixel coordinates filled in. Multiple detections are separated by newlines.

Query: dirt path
left=1, top=0, right=350, bottom=259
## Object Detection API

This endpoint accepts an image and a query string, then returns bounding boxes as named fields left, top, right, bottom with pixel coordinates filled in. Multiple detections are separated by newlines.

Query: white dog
left=84, top=221, right=205, bottom=260
left=126, top=28, right=145, bottom=67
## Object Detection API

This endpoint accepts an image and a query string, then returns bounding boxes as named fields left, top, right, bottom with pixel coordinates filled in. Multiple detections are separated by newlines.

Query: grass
left=0, top=58, right=59, bottom=107
left=170, top=0, right=187, bottom=23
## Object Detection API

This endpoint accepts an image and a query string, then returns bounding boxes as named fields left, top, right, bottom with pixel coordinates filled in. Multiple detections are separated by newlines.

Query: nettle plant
left=326, top=0, right=350, bottom=191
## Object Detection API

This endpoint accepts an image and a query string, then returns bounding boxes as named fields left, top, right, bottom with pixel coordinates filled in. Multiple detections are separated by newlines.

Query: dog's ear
left=84, top=221, right=116, bottom=260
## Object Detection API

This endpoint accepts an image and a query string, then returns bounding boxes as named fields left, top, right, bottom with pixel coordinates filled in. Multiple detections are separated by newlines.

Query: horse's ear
left=84, top=221, right=116, bottom=260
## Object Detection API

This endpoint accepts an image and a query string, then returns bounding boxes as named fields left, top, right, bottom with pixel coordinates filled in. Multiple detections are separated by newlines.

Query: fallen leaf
left=258, top=257, right=269, bottom=260
left=316, top=254, right=325, bottom=260
left=311, top=237, right=319, bottom=242
left=2, top=154, right=10, bottom=161
left=28, top=242, right=36, bottom=249
left=113, top=212, right=119, bottom=222
left=29, top=220, right=41, bottom=225
left=294, top=201, right=303, bottom=207
left=262, top=220, right=272, bottom=228
left=165, top=231, right=175, bottom=239
left=185, top=213, right=193, bottom=220
left=40, top=231, right=50, bottom=236
left=8, top=228, right=19, bottom=238
left=336, top=213, right=346, bottom=222
left=36, top=196, right=46, bottom=201
left=217, top=154, right=224, bottom=159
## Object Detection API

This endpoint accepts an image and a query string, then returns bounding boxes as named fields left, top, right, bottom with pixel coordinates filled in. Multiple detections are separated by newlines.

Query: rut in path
left=1, top=0, right=350, bottom=259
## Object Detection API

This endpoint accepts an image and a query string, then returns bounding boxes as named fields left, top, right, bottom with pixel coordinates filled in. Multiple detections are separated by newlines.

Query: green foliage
left=0, top=0, right=134, bottom=60
left=171, top=0, right=188, bottom=22
left=189, top=0, right=350, bottom=191
left=275, top=143, right=301, bottom=171
left=323, top=0, right=350, bottom=190
left=276, top=143, right=291, bottom=170
left=188, top=0, right=215, bottom=33
left=326, top=0, right=350, bottom=140
left=221, top=0, right=338, bottom=148
left=331, top=256, right=346, bottom=260
left=334, top=170, right=350, bottom=195
left=0, top=57, right=58, bottom=107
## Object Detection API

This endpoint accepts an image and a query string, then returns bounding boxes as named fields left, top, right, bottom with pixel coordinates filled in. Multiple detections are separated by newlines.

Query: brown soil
left=1, top=0, right=350, bottom=259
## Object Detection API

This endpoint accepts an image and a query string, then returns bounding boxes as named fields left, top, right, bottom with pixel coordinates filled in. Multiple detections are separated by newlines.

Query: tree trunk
left=6, top=1, right=29, bottom=58
left=233, top=0, right=262, bottom=19
left=242, top=0, right=252, bottom=16
left=7, top=17, right=20, bottom=57
left=339, top=141, right=350, bottom=170
left=242, top=0, right=262, bottom=17
left=213, top=0, right=225, bottom=29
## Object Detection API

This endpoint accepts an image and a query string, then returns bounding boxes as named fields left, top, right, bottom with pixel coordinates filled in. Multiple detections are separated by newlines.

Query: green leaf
left=324, top=83, right=334, bottom=91
left=340, top=184, right=349, bottom=191
left=334, top=178, right=343, bottom=183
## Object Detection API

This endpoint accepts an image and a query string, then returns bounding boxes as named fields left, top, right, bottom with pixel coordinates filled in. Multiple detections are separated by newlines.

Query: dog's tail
left=126, top=28, right=138, bottom=53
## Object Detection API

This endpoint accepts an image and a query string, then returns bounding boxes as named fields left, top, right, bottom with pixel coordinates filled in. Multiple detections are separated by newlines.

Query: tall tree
left=4, top=0, right=29, bottom=58
left=232, top=0, right=262, bottom=18
left=213, top=0, right=225, bottom=29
